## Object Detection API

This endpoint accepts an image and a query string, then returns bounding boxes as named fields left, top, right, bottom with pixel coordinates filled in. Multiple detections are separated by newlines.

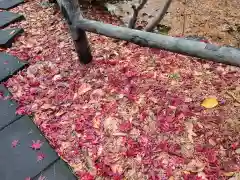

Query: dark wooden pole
left=75, top=19, right=240, bottom=67
left=56, top=0, right=92, bottom=64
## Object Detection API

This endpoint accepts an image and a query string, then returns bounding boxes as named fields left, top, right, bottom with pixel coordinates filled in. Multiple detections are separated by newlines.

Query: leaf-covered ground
left=109, top=0, right=240, bottom=47
left=2, top=0, right=240, bottom=179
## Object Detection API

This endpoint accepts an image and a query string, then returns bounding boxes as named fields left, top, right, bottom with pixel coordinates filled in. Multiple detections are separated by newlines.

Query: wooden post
left=56, top=0, right=92, bottom=64
left=70, top=25, right=92, bottom=64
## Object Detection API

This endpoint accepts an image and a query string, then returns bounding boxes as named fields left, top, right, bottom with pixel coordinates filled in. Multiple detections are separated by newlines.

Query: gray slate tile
left=0, top=11, right=24, bottom=28
left=0, top=84, right=22, bottom=130
left=0, top=116, right=58, bottom=180
left=34, top=159, right=77, bottom=180
left=0, top=52, right=27, bottom=82
left=0, top=28, right=23, bottom=48
left=0, top=0, right=24, bottom=10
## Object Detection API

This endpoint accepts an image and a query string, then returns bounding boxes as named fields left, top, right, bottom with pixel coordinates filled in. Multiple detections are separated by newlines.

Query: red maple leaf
left=30, top=140, right=43, bottom=150
left=34, top=55, right=43, bottom=61
left=29, top=81, right=40, bottom=87
left=11, top=140, right=19, bottom=148
left=231, top=142, right=238, bottom=150
left=16, top=106, right=28, bottom=115
left=119, top=121, right=132, bottom=132
left=0, top=91, right=4, bottom=99
left=79, top=172, right=94, bottom=180
left=37, top=152, right=45, bottom=162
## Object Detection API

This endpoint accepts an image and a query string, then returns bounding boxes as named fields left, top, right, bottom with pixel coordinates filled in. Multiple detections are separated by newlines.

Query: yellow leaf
left=201, top=97, right=218, bottom=108
left=183, top=171, right=191, bottom=174
left=223, top=172, right=235, bottom=177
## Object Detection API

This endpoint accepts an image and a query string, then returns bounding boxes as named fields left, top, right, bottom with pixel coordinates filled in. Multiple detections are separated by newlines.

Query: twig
left=128, top=0, right=148, bottom=29
left=226, top=91, right=240, bottom=104
left=144, top=0, right=172, bottom=32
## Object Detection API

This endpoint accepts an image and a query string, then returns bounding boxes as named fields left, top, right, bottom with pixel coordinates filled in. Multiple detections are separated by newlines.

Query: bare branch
left=128, top=0, right=148, bottom=29
left=144, top=0, right=172, bottom=32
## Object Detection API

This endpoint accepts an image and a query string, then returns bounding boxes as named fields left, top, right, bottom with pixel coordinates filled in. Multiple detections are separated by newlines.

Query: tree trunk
left=76, top=19, right=240, bottom=67
left=128, top=0, right=148, bottom=29
left=55, top=0, right=92, bottom=64
left=144, top=0, right=172, bottom=32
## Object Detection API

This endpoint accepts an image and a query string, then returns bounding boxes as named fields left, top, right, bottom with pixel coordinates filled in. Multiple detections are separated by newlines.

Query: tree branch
left=144, top=0, right=172, bottom=32
left=128, top=0, right=148, bottom=29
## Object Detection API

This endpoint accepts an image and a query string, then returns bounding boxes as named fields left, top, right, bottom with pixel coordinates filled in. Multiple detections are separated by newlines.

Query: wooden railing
left=55, top=0, right=240, bottom=67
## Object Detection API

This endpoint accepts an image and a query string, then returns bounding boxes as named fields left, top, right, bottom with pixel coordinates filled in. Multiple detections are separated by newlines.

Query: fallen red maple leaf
left=33, top=55, right=43, bottom=61
left=11, top=140, right=19, bottom=148
left=231, top=142, right=238, bottom=150
left=30, top=140, right=43, bottom=150
left=37, top=152, right=45, bottom=162
left=119, top=121, right=132, bottom=132
left=16, top=106, right=28, bottom=115
left=29, top=81, right=40, bottom=87
left=0, top=91, right=4, bottom=98
left=78, top=172, right=95, bottom=180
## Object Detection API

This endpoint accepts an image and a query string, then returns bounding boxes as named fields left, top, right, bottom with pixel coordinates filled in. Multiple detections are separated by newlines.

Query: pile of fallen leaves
left=2, top=0, right=240, bottom=179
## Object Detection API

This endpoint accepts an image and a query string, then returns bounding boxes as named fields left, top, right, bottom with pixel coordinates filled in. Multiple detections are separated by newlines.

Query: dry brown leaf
left=181, top=143, right=194, bottom=158
left=78, top=83, right=92, bottom=96
left=209, top=138, right=217, bottom=146
left=223, top=172, right=235, bottom=177
left=111, top=162, right=123, bottom=174
left=186, top=159, right=205, bottom=173
left=55, top=111, right=66, bottom=117
left=103, top=117, right=119, bottom=133
left=226, top=89, right=240, bottom=104
left=70, top=162, right=84, bottom=172
left=41, top=103, right=56, bottom=110
left=185, top=121, right=197, bottom=143
left=236, top=148, right=240, bottom=154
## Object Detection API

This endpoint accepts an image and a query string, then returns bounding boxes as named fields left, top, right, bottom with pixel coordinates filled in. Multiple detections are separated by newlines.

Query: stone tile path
left=0, top=0, right=77, bottom=179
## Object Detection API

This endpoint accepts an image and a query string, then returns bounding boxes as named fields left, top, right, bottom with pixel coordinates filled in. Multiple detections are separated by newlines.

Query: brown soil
left=109, top=0, right=240, bottom=47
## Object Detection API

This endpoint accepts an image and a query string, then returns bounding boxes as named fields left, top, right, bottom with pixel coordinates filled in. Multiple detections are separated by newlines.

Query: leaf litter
left=5, top=0, right=240, bottom=179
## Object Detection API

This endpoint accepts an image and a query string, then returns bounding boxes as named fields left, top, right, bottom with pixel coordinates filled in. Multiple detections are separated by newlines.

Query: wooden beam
left=75, top=19, right=240, bottom=67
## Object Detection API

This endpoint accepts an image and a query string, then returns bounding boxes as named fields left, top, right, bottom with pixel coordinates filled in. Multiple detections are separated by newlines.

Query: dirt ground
left=108, top=0, right=240, bottom=47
